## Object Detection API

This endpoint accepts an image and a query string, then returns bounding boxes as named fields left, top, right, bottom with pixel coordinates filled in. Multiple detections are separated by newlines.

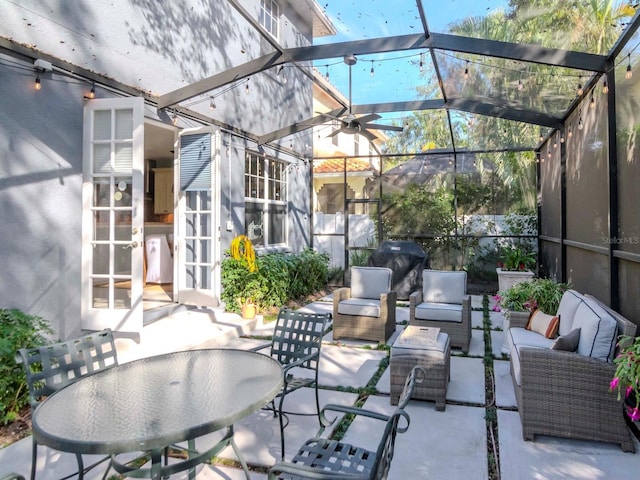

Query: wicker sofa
left=333, top=266, right=397, bottom=343
left=506, top=289, right=637, bottom=452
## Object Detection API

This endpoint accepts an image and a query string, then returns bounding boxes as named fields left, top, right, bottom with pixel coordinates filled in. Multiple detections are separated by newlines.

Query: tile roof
left=314, top=158, right=374, bottom=173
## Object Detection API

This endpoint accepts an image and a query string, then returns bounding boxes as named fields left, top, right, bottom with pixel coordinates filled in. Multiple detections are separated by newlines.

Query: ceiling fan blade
left=360, top=128, right=378, bottom=142
left=356, top=113, right=381, bottom=124
left=326, top=128, right=344, bottom=138
left=316, top=111, right=343, bottom=121
left=364, top=123, right=404, bottom=132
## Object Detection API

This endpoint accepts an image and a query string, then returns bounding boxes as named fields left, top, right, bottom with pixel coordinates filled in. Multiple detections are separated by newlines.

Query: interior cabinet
left=153, top=168, right=174, bottom=214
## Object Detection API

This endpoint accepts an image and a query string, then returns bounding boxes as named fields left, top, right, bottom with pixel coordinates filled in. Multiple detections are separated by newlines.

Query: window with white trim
left=259, top=0, right=280, bottom=40
left=245, top=151, right=287, bottom=247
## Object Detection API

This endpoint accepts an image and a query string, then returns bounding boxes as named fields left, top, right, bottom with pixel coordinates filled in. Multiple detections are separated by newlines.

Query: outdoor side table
left=390, top=326, right=450, bottom=410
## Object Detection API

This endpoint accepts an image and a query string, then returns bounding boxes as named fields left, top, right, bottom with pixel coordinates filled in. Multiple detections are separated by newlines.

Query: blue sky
left=313, top=1, right=510, bottom=110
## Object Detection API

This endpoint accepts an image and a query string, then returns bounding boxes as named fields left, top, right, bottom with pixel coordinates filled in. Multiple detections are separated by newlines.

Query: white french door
left=175, top=127, right=221, bottom=307
left=81, top=97, right=145, bottom=332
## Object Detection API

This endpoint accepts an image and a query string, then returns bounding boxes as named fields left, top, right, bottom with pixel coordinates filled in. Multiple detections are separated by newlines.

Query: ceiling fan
left=320, top=54, right=403, bottom=142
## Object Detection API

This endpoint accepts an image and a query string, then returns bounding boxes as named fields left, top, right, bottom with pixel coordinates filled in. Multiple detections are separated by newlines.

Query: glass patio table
left=31, top=348, right=283, bottom=480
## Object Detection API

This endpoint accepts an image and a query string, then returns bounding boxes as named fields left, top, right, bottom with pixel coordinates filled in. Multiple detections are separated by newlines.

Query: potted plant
left=495, top=278, right=570, bottom=353
left=610, top=335, right=640, bottom=422
left=496, top=245, right=536, bottom=292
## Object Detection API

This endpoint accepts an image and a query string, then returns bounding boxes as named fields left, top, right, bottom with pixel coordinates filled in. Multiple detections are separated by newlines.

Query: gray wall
left=0, top=0, right=315, bottom=338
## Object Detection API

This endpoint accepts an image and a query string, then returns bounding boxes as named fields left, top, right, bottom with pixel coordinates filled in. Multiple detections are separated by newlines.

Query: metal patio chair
left=16, top=329, right=119, bottom=480
left=251, top=307, right=331, bottom=460
left=268, top=366, right=425, bottom=480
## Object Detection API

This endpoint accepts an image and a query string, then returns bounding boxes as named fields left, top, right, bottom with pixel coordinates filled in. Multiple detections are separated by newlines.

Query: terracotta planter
left=241, top=303, right=256, bottom=319
left=496, top=268, right=534, bottom=292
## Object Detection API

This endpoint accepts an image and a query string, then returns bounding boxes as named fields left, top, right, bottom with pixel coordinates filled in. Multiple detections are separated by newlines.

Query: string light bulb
left=245, top=79, right=250, bottom=93
left=578, top=115, right=584, bottom=130
left=277, top=65, right=287, bottom=85
left=419, top=53, right=424, bottom=73
left=35, top=75, right=41, bottom=90
left=370, top=60, right=374, bottom=78
left=602, top=79, right=609, bottom=94
left=325, top=65, right=330, bottom=81
left=568, top=123, right=573, bottom=138
left=518, top=77, right=524, bottom=91
left=577, top=79, right=583, bottom=96
left=87, top=83, right=95, bottom=99
left=172, top=111, right=178, bottom=125
left=626, top=54, right=633, bottom=80
left=464, top=60, right=469, bottom=79
left=209, top=97, right=216, bottom=111
left=590, top=94, right=595, bottom=108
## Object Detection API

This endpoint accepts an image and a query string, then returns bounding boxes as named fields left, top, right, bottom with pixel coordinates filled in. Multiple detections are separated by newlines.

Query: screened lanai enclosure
left=156, top=0, right=640, bottom=325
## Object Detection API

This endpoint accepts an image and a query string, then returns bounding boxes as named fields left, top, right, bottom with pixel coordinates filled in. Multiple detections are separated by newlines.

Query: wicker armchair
left=16, top=329, right=118, bottom=480
left=251, top=307, right=331, bottom=460
left=333, top=266, right=397, bottom=343
left=409, top=270, right=471, bottom=353
left=268, top=366, right=425, bottom=480
left=508, top=294, right=637, bottom=452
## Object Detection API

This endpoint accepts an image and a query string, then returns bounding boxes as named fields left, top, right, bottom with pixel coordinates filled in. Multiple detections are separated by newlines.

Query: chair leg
left=314, top=383, right=322, bottom=429
left=278, top=394, right=286, bottom=460
left=30, top=439, right=37, bottom=480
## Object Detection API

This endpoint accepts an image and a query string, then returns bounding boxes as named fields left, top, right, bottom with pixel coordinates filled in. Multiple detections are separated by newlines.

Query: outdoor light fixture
left=277, top=65, right=287, bottom=84
left=626, top=54, right=633, bottom=79
left=325, top=65, right=330, bottom=81
left=34, top=75, right=41, bottom=90
left=245, top=79, right=250, bottom=93
left=87, top=83, right=95, bottom=99
left=370, top=60, right=374, bottom=78
left=209, top=97, right=216, bottom=111
left=419, top=53, right=424, bottom=73
left=590, top=94, right=595, bottom=108
left=464, top=60, right=469, bottom=79
left=602, top=80, right=609, bottom=94
left=577, top=80, right=583, bottom=96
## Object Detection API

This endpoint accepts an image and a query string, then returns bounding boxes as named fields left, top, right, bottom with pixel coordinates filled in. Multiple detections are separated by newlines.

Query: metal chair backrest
left=270, top=308, right=330, bottom=370
left=16, top=328, right=118, bottom=409
left=370, top=366, right=423, bottom=479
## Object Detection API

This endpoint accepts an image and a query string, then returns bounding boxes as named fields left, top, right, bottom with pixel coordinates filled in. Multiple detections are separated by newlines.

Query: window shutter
left=180, top=133, right=211, bottom=191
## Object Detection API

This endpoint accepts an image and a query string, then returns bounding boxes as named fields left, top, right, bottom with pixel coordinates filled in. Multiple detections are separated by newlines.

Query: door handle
left=123, top=241, right=139, bottom=249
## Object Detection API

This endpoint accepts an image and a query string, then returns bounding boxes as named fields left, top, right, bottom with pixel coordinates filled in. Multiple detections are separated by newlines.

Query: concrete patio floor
left=1, top=295, right=638, bottom=479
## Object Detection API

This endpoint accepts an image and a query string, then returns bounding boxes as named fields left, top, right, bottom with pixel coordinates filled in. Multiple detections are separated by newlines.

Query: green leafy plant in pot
left=497, top=245, right=536, bottom=271
left=610, top=335, right=640, bottom=422
left=496, top=278, right=570, bottom=314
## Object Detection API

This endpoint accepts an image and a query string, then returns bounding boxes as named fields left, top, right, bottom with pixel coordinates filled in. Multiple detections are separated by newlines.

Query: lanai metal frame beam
left=158, top=33, right=607, bottom=109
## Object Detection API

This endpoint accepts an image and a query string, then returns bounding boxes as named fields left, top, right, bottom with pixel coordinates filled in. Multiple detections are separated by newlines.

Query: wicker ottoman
left=390, top=326, right=450, bottom=410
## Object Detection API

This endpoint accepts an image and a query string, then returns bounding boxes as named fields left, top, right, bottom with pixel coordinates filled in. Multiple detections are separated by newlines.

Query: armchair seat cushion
left=507, top=327, right=554, bottom=386
left=414, top=302, right=463, bottom=323
left=337, top=298, right=382, bottom=318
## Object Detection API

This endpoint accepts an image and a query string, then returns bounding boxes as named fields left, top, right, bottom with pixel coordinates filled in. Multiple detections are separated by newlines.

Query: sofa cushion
left=507, top=327, right=555, bottom=386
left=422, top=270, right=466, bottom=304
left=526, top=309, right=559, bottom=339
left=556, top=289, right=584, bottom=336
left=572, top=299, right=618, bottom=362
left=551, top=328, right=581, bottom=351
left=338, top=298, right=382, bottom=318
left=350, top=266, right=392, bottom=300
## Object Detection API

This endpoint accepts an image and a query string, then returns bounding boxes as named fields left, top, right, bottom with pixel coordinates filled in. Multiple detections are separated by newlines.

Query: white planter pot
left=496, top=268, right=534, bottom=293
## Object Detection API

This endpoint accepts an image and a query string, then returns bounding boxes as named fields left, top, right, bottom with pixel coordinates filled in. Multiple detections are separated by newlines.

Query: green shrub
left=0, top=308, right=53, bottom=424
left=221, top=249, right=330, bottom=314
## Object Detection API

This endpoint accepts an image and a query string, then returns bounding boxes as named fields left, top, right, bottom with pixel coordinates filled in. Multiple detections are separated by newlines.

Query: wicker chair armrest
left=334, top=287, right=351, bottom=302
left=268, top=461, right=369, bottom=479
left=519, top=347, right=618, bottom=402
left=321, top=403, right=390, bottom=423
left=507, top=310, right=530, bottom=329
left=409, top=290, right=422, bottom=307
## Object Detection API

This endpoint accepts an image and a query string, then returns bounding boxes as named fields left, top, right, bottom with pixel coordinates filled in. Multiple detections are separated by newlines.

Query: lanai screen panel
left=564, top=91, right=610, bottom=295
left=614, top=41, right=640, bottom=321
